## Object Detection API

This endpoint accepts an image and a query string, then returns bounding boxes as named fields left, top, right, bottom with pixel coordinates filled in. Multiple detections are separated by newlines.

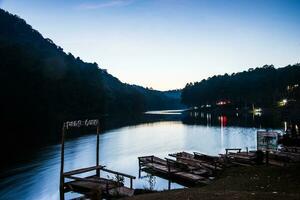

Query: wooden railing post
left=60, top=125, right=65, bottom=200
left=96, top=125, right=100, bottom=176
left=138, top=158, right=141, bottom=178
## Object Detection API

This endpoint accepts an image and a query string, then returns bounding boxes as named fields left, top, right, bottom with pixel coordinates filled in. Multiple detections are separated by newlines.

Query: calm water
left=0, top=111, right=283, bottom=200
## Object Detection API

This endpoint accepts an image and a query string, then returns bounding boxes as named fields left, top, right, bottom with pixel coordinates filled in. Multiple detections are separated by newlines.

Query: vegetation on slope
left=0, top=9, right=182, bottom=156
left=182, top=64, right=300, bottom=110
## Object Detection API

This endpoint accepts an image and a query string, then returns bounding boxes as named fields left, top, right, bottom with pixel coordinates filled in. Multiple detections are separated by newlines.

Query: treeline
left=182, top=64, right=300, bottom=108
left=0, top=9, right=181, bottom=154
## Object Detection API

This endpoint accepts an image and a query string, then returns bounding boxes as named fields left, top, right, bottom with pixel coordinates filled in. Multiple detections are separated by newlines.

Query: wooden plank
left=231, top=161, right=252, bottom=167
left=108, top=186, right=135, bottom=197
left=65, top=175, right=114, bottom=184
left=66, top=177, right=117, bottom=192
left=65, top=175, right=135, bottom=197
left=225, top=148, right=241, bottom=154
left=143, top=162, right=179, bottom=174
left=101, top=168, right=136, bottom=179
left=172, top=152, right=223, bottom=170
left=63, top=165, right=104, bottom=176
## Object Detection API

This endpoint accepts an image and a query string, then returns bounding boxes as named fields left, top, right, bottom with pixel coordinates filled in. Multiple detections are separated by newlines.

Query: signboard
left=64, top=119, right=99, bottom=130
left=257, top=131, right=278, bottom=151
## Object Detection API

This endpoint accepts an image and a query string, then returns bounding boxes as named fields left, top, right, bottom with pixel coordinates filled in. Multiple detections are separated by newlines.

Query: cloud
left=76, top=0, right=134, bottom=10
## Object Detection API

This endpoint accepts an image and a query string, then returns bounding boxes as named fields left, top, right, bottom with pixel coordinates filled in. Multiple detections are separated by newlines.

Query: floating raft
left=138, top=155, right=210, bottom=186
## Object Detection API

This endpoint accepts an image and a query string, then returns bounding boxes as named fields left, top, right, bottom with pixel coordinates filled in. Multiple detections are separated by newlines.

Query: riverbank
left=124, top=164, right=300, bottom=200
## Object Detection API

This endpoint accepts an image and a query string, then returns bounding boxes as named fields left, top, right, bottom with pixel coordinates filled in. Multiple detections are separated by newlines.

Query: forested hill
left=0, top=9, right=182, bottom=152
left=182, top=64, right=300, bottom=108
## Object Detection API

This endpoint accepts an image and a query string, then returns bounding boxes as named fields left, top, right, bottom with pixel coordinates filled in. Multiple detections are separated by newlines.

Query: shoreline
left=123, top=164, right=300, bottom=200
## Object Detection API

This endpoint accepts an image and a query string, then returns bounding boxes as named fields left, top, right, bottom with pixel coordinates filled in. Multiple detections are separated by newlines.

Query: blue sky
left=1, top=0, right=300, bottom=90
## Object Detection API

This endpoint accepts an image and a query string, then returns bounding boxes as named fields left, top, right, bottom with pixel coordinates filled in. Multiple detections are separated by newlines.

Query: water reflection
left=0, top=112, right=283, bottom=200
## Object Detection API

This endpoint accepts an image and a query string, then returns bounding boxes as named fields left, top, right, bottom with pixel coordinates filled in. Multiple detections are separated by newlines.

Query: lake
left=0, top=110, right=284, bottom=200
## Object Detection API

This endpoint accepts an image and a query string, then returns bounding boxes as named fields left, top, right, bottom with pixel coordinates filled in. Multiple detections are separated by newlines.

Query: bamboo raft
left=138, top=155, right=211, bottom=186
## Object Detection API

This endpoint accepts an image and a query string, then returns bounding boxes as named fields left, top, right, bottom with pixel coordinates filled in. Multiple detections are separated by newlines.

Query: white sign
left=257, top=131, right=278, bottom=151
left=64, top=119, right=99, bottom=130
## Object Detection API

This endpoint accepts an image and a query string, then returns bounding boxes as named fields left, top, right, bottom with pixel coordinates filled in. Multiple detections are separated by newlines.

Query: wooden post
left=138, top=159, right=141, bottom=178
left=60, top=126, right=65, bottom=200
left=96, top=125, right=100, bottom=176
left=130, top=178, right=133, bottom=189
left=266, top=150, right=269, bottom=166
left=167, top=160, right=170, bottom=176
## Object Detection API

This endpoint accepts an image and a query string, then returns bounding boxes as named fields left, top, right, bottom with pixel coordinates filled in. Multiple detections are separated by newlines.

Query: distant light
left=283, top=99, right=287, bottom=104
left=287, top=84, right=299, bottom=91
left=284, top=121, right=287, bottom=132
left=216, top=100, right=231, bottom=106
left=252, top=107, right=262, bottom=116
left=278, top=99, right=288, bottom=107
left=254, top=108, right=262, bottom=112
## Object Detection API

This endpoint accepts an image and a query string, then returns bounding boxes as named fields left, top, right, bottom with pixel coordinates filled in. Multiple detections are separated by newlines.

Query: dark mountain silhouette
left=0, top=8, right=182, bottom=158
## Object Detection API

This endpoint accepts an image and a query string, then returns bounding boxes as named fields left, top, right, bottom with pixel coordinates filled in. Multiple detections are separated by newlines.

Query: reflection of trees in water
left=182, top=111, right=290, bottom=129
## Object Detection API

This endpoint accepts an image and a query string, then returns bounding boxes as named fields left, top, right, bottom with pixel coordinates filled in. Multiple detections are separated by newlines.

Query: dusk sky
left=1, top=0, right=300, bottom=90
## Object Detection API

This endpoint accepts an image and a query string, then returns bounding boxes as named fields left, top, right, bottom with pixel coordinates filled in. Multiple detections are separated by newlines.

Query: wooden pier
left=60, top=119, right=136, bottom=200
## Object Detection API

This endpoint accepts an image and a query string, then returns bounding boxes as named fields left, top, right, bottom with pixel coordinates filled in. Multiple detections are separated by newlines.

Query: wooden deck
left=61, top=165, right=136, bottom=199
left=218, top=149, right=257, bottom=166
left=138, top=155, right=210, bottom=186
left=65, top=175, right=134, bottom=197
left=169, top=151, right=223, bottom=171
